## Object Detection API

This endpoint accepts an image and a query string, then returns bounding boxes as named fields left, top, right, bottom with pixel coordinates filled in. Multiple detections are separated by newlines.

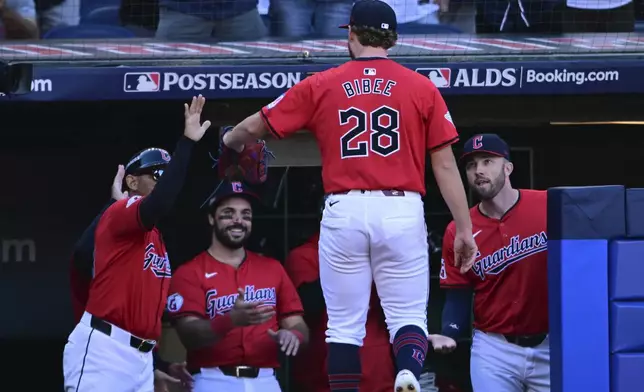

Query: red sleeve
left=439, top=225, right=472, bottom=288
left=426, top=87, right=459, bottom=152
left=260, top=76, right=315, bottom=139
left=276, top=262, right=304, bottom=320
left=283, top=245, right=319, bottom=288
left=167, top=264, right=206, bottom=319
left=101, top=196, right=145, bottom=238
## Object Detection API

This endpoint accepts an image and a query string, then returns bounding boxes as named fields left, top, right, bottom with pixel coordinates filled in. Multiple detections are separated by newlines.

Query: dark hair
left=351, top=25, right=398, bottom=50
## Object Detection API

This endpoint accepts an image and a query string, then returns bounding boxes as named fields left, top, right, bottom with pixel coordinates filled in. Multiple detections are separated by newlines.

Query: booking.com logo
left=524, top=69, right=619, bottom=85
left=1, top=239, right=36, bottom=262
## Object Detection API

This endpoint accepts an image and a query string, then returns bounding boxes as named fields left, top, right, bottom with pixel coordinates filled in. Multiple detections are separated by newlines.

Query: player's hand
left=154, top=369, right=183, bottom=392
left=268, top=329, right=300, bottom=356
left=429, top=334, right=457, bottom=354
left=167, top=362, right=193, bottom=390
left=230, top=288, right=276, bottom=327
left=183, top=95, right=212, bottom=142
left=111, top=165, right=129, bottom=200
left=453, top=229, right=478, bottom=274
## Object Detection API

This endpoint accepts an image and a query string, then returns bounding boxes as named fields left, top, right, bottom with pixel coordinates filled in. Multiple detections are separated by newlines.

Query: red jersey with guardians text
left=260, top=58, right=459, bottom=195
left=284, top=233, right=395, bottom=392
left=167, top=251, right=304, bottom=370
left=85, top=196, right=171, bottom=340
left=439, top=190, right=548, bottom=335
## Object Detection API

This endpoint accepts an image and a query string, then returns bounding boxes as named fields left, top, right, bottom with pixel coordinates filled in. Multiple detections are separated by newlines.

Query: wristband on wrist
left=210, top=313, right=235, bottom=336
left=290, top=329, right=305, bottom=344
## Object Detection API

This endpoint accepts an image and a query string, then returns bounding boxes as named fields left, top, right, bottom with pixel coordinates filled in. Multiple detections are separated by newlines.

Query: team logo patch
left=416, top=68, right=451, bottom=88
left=439, top=258, right=447, bottom=280
left=266, top=93, right=285, bottom=110
left=123, top=72, right=161, bottom=92
left=206, top=285, right=277, bottom=319
left=471, top=231, right=548, bottom=280
left=126, top=195, right=142, bottom=208
left=143, top=243, right=171, bottom=278
left=167, top=293, right=184, bottom=313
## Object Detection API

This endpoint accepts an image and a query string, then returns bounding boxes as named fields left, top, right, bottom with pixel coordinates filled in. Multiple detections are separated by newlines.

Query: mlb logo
left=364, top=68, right=376, bottom=76
left=416, top=68, right=451, bottom=88
left=123, top=72, right=160, bottom=92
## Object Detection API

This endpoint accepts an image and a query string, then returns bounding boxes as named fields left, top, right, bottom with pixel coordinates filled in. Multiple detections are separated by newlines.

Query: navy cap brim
left=339, top=24, right=349, bottom=29
left=459, top=150, right=506, bottom=163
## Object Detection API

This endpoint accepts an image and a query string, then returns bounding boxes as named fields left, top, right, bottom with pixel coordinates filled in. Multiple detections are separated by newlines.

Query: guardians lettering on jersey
left=471, top=231, right=548, bottom=280
left=143, top=243, right=171, bottom=278
left=206, top=285, right=277, bottom=319
left=341, top=75, right=397, bottom=98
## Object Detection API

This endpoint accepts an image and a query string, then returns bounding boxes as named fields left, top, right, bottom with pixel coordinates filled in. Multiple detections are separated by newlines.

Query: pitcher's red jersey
left=260, top=58, right=458, bottom=195
left=167, top=251, right=304, bottom=370
left=85, top=196, right=172, bottom=340
left=439, top=190, right=548, bottom=335
left=284, top=233, right=395, bottom=392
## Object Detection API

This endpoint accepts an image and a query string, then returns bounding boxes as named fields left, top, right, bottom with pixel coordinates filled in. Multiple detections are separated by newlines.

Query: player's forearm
left=139, top=136, right=195, bottom=230
left=223, top=112, right=268, bottom=152
left=441, top=288, right=473, bottom=339
left=431, top=149, right=472, bottom=231
left=175, top=315, right=234, bottom=350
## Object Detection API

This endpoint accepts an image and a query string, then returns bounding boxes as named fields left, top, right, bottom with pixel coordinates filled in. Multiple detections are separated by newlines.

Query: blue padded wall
left=609, top=240, right=644, bottom=300
left=611, top=354, right=644, bottom=392
left=626, top=188, right=644, bottom=238
left=610, top=302, right=644, bottom=353
left=548, top=185, right=625, bottom=392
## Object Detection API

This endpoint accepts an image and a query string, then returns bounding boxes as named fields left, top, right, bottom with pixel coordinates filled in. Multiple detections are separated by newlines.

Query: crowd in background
left=1, top=0, right=642, bottom=40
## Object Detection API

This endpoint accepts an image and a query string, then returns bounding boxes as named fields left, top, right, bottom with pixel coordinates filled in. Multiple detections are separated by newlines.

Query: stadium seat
left=43, top=24, right=135, bottom=39
left=82, top=5, right=121, bottom=25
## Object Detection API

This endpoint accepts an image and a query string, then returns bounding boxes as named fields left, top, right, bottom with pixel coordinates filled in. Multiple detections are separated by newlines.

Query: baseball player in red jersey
left=63, top=96, right=211, bottom=392
left=285, top=232, right=395, bottom=392
left=221, top=1, right=477, bottom=391
left=166, top=181, right=309, bottom=392
left=431, top=134, right=549, bottom=392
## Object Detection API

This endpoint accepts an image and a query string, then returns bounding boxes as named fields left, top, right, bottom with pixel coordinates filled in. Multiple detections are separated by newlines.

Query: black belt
left=89, top=315, right=156, bottom=353
left=219, top=366, right=266, bottom=378
left=331, top=190, right=406, bottom=196
left=503, top=334, right=547, bottom=348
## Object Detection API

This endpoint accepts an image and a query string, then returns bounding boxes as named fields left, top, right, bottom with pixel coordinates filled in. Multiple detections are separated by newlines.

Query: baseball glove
left=215, top=126, right=274, bottom=185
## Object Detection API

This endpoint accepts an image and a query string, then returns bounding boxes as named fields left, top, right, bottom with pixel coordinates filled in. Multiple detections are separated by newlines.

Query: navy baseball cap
left=460, top=134, right=511, bottom=163
left=339, top=0, right=397, bottom=32
left=206, top=181, right=260, bottom=211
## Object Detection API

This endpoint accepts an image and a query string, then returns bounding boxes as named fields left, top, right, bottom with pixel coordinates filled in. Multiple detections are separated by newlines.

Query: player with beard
left=431, top=134, right=550, bottom=392
left=166, top=181, right=308, bottom=392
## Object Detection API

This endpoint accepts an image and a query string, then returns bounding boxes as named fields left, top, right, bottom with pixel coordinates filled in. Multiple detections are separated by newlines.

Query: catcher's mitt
left=216, top=126, right=274, bottom=184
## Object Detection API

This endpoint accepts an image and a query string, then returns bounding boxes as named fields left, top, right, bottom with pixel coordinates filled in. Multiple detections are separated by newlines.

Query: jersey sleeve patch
left=167, top=293, right=184, bottom=313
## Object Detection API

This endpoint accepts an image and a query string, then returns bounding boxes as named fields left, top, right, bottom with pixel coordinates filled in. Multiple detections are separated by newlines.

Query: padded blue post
left=547, top=185, right=625, bottom=392
left=626, top=189, right=644, bottom=238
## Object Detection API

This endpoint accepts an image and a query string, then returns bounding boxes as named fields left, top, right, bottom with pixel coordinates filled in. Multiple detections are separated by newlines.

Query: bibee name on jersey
left=206, top=285, right=277, bottom=319
left=143, top=243, right=171, bottom=278
left=471, top=231, right=548, bottom=280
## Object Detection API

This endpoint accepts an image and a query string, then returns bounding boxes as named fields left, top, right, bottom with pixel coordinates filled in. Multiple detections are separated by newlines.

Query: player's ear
left=207, top=213, right=215, bottom=226
left=125, top=174, right=138, bottom=192
left=504, top=161, right=514, bottom=177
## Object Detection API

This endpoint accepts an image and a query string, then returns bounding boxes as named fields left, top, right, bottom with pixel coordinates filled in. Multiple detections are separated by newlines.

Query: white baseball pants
left=192, top=367, right=282, bottom=392
left=63, top=312, right=154, bottom=392
left=470, top=329, right=550, bottom=392
left=319, top=190, right=430, bottom=347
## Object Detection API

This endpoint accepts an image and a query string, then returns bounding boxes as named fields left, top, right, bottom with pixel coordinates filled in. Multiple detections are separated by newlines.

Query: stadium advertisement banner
left=1, top=60, right=640, bottom=101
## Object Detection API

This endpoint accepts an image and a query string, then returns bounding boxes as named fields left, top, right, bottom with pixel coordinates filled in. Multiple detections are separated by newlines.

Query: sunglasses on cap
left=137, top=168, right=164, bottom=182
